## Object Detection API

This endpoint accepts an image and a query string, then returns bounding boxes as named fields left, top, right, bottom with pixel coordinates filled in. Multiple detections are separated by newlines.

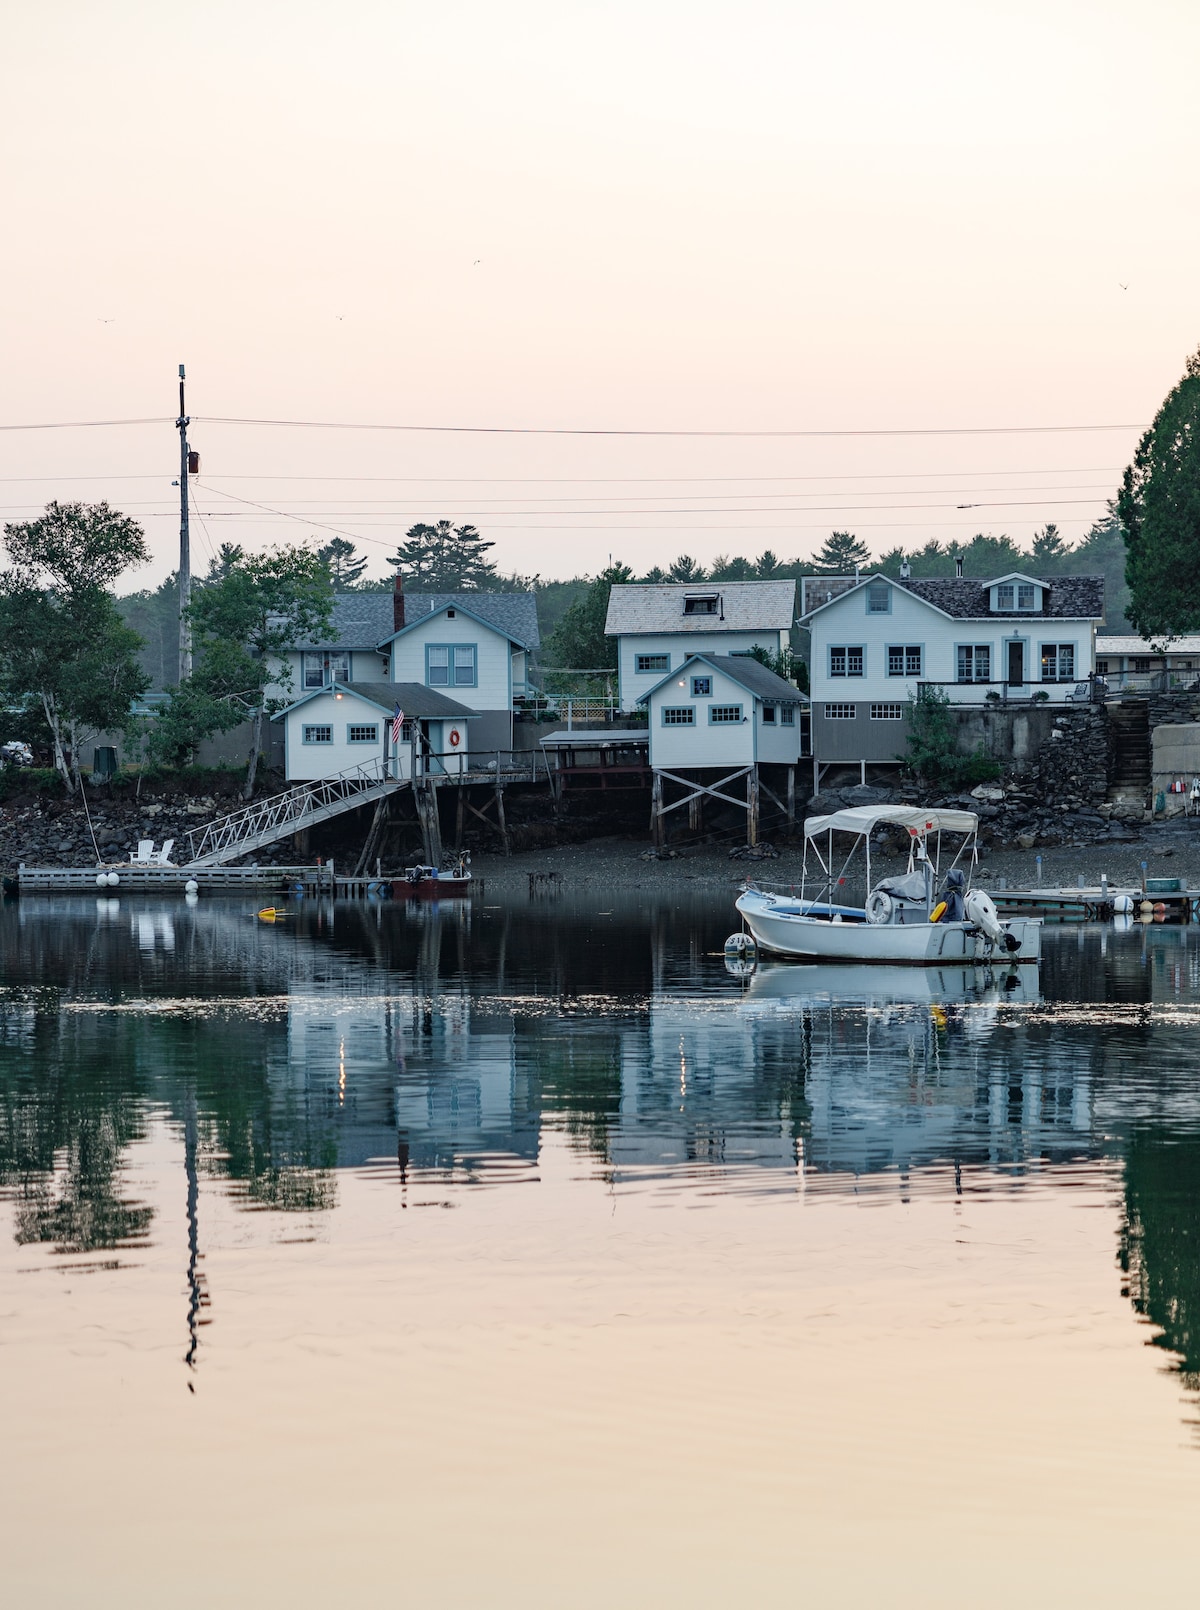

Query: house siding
left=645, top=663, right=801, bottom=770
left=617, top=630, right=784, bottom=712
left=388, top=611, right=515, bottom=751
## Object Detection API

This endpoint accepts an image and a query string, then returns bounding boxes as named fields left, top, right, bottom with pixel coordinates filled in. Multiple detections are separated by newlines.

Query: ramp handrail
left=182, top=757, right=393, bottom=864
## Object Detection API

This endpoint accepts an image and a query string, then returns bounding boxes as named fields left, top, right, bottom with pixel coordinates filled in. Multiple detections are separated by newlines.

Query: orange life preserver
left=449, top=728, right=461, bottom=748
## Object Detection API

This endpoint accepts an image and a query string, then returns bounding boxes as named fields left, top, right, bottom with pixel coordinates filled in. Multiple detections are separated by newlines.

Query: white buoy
left=95, top=871, right=108, bottom=888
left=1113, top=894, right=1134, bottom=916
left=184, top=879, right=199, bottom=895
left=106, top=871, right=120, bottom=887
left=185, top=891, right=199, bottom=907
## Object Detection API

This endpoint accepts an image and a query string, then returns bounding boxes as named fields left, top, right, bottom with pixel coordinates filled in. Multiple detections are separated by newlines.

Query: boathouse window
left=866, top=581, right=890, bottom=614
left=761, top=704, right=776, bottom=723
left=956, top=645, right=991, bottom=683
left=823, top=704, right=856, bottom=719
left=870, top=703, right=905, bottom=720
left=662, top=706, right=695, bottom=725
left=829, top=645, right=864, bottom=678
left=636, top=654, right=670, bottom=673
left=887, top=644, right=922, bottom=677
left=683, top=594, right=719, bottom=615
left=1096, top=658, right=1110, bottom=675
left=303, top=725, right=333, bottom=744
left=303, top=651, right=349, bottom=689
left=426, top=644, right=477, bottom=688
left=709, top=704, right=743, bottom=724
left=691, top=675, right=712, bottom=696
left=347, top=724, right=378, bottom=743
left=780, top=706, right=795, bottom=725
left=1040, top=643, right=1075, bottom=682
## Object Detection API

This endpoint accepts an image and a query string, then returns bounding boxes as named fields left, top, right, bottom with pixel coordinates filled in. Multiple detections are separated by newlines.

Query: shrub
left=904, top=686, right=1001, bottom=789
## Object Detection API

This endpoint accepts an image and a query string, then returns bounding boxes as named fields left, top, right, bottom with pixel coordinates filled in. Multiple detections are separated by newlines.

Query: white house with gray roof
left=638, top=653, right=804, bottom=771
left=272, top=579, right=540, bottom=779
left=802, top=569, right=1105, bottom=772
left=604, top=580, right=796, bottom=712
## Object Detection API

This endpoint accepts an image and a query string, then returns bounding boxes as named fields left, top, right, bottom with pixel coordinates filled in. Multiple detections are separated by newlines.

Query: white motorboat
left=734, top=805, right=1041, bottom=966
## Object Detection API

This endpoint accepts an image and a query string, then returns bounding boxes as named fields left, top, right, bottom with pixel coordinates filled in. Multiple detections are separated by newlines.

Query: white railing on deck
left=183, top=757, right=393, bottom=864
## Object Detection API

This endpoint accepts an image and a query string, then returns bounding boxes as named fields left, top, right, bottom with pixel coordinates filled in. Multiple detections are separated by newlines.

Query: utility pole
left=177, top=363, right=192, bottom=681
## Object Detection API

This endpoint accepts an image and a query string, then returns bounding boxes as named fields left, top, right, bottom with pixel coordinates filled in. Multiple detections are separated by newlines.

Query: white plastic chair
left=153, top=839, right=176, bottom=866
left=129, top=839, right=155, bottom=864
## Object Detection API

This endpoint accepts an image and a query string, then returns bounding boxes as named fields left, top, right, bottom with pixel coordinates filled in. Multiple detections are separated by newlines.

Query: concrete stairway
left=182, top=759, right=401, bottom=866
left=1106, top=698, right=1151, bottom=798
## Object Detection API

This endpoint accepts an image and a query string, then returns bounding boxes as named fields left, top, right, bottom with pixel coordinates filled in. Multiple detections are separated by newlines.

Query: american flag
left=391, top=703, right=404, bottom=744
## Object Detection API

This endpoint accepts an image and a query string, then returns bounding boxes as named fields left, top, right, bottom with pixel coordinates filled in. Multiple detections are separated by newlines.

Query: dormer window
left=1017, top=583, right=1035, bottom=610
left=996, top=584, right=1014, bottom=610
left=683, top=594, right=719, bottom=615
left=991, top=578, right=1040, bottom=612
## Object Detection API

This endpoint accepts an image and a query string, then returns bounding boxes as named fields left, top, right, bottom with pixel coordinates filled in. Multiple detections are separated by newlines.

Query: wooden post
left=454, top=787, right=465, bottom=853
left=651, top=770, right=663, bottom=852
left=786, top=766, right=796, bottom=837
left=747, top=767, right=760, bottom=848
left=426, top=780, right=443, bottom=866
left=494, top=776, right=510, bottom=856
left=688, top=792, right=702, bottom=837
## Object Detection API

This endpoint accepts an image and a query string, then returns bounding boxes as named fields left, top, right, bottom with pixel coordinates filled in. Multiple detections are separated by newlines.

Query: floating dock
left=992, top=884, right=1200, bottom=921
left=14, top=863, right=338, bottom=896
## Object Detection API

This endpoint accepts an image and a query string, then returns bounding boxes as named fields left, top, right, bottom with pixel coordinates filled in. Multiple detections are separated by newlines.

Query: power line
left=195, top=414, right=1146, bottom=438
left=0, top=417, right=171, bottom=431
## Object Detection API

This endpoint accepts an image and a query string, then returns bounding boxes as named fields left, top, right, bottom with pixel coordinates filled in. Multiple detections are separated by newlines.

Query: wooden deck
left=992, top=884, right=1200, bottom=920
left=16, top=863, right=337, bottom=894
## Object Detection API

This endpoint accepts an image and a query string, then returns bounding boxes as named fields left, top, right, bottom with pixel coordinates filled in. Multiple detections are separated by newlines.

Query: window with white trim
left=995, top=584, right=1014, bottom=610
left=829, top=645, right=864, bottom=678
left=1040, top=643, right=1075, bottom=682
left=870, top=703, right=905, bottom=720
left=762, top=704, right=776, bottom=723
left=691, top=675, right=712, bottom=696
left=956, top=645, right=991, bottom=682
left=303, top=651, right=349, bottom=689
left=866, top=581, right=890, bottom=614
left=1017, top=583, right=1036, bottom=609
left=824, top=703, right=856, bottom=719
left=636, top=653, right=670, bottom=673
left=303, top=724, right=333, bottom=744
left=709, top=704, right=742, bottom=723
left=347, top=724, right=378, bottom=743
left=661, top=705, right=695, bottom=725
left=887, top=644, right=922, bottom=677
left=780, top=705, right=795, bottom=725
left=427, top=644, right=477, bottom=687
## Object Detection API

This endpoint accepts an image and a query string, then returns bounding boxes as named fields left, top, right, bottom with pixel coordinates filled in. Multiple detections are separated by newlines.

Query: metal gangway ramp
left=182, top=758, right=400, bottom=866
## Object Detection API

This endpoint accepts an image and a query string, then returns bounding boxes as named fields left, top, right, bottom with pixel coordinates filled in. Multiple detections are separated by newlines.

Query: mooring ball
left=184, top=879, right=199, bottom=895
left=106, top=871, right=120, bottom=887
left=96, top=872, right=108, bottom=888
left=1113, top=894, right=1133, bottom=915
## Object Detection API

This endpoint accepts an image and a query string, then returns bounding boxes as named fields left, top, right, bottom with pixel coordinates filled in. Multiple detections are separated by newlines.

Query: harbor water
left=2, top=891, right=1200, bottom=1604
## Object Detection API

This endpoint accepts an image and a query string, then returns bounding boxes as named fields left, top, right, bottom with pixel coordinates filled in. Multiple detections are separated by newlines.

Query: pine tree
left=667, top=554, right=706, bottom=582
left=386, top=520, right=497, bottom=591
left=1119, top=346, right=1200, bottom=637
left=317, top=537, right=368, bottom=588
left=811, top=530, right=870, bottom=573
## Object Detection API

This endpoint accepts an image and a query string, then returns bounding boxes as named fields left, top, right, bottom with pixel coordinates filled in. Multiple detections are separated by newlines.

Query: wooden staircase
left=1106, top=698, right=1151, bottom=798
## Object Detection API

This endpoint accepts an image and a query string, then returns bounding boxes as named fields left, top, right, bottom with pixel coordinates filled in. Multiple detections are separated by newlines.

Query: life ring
left=865, top=888, right=893, bottom=925
left=448, top=728, right=462, bottom=748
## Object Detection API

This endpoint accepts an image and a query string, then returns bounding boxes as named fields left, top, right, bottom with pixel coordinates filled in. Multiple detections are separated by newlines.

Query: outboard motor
left=939, top=867, right=966, bottom=923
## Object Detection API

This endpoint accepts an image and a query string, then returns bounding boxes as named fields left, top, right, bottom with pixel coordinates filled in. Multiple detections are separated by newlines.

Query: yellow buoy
left=257, top=907, right=287, bottom=923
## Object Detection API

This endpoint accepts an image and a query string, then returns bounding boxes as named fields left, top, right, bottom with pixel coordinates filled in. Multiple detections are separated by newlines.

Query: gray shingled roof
left=897, top=575, right=1105, bottom=620
left=341, top=681, right=479, bottom=719
left=294, top=590, right=540, bottom=652
left=605, top=580, right=796, bottom=635
left=638, top=652, right=806, bottom=704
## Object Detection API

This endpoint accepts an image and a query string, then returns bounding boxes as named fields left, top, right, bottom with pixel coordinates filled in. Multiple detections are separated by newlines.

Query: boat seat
left=873, top=869, right=928, bottom=903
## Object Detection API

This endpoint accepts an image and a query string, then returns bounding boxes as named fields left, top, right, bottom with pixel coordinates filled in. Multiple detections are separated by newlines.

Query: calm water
left=3, top=891, right=1200, bottom=1604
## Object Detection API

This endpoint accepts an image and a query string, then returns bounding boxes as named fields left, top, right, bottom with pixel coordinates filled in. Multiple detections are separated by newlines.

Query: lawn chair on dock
left=129, top=839, right=155, bottom=864
left=153, top=839, right=176, bottom=866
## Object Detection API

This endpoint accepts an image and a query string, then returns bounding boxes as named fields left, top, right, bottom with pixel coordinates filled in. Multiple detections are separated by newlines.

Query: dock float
left=992, top=884, right=1200, bottom=920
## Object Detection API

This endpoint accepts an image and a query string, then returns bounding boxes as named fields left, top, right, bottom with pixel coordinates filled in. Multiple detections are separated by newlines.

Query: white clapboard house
left=604, top=580, right=797, bottom=713
left=273, top=579, right=539, bottom=781
left=801, top=566, right=1105, bottom=779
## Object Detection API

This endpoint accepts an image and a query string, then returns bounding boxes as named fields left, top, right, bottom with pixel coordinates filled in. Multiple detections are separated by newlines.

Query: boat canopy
left=803, top=805, right=978, bottom=839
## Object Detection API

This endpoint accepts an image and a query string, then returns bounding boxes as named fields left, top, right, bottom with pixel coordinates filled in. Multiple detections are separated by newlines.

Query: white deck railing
left=183, top=757, right=398, bottom=866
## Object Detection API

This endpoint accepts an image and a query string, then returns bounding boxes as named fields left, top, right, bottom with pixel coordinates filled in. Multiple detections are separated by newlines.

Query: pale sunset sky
left=1, top=0, right=1198, bottom=586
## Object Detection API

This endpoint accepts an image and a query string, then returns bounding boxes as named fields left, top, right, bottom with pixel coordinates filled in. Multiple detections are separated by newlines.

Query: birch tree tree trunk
left=243, top=703, right=264, bottom=800
left=42, top=693, right=73, bottom=793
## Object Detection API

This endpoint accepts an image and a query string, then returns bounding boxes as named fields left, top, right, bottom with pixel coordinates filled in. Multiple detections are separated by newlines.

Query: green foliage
left=0, top=767, right=61, bottom=801
left=747, top=643, right=799, bottom=683
left=386, top=520, right=497, bottom=590
left=904, top=686, right=1001, bottom=789
left=666, top=554, right=705, bottom=582
left=118, top=572, right=181, bottom=689
left=1119, top=346, right=1200, bottom=637
left=152, top=546, right=333, bottom=796
left=812, top=530, right=870, bottom=573
left=0, top=502, right=150, bottom=792
left=546, top=564, right=632, bottom=669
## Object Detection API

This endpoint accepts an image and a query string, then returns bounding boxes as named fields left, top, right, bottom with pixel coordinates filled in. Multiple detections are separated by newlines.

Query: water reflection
left=3, top=894, right=1200, bottom=1405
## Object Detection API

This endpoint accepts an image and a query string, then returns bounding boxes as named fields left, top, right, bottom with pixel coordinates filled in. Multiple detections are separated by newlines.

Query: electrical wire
left=194, top=414, right=1146, bottom=438
left=0, top=418, right=171, bottom=431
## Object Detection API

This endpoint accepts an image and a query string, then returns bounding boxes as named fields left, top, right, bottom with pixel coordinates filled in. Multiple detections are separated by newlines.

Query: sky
left=1, top=0, right=1198, bottom=589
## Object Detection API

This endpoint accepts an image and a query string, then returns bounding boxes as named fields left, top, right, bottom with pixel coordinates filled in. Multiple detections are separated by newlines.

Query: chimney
left=955, top=556, right=964, bottom=579
left=899, top=556, right=911, bottom=580
left=393, top=573, right=406, bottom=633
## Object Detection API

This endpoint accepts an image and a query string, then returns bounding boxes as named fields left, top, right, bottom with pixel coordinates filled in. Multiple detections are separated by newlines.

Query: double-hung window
left=1017, top=583, right=1036, bottom=609
left=780, top=706, right=795, bottom=726
left=887, top=644, right=922, bottom=677
left=956, top=645, right=991, bottom=683
left=303, top=651, right=349, bottom=689
left=995, top=584, right=1014, bottom=611
left=427, top=644, right=477, bottom=688
left=829, top=645, right=864, bottom=678
left=1040, top=643, right=1075, bottom=683
left=866, top=581, right=890, bottom=614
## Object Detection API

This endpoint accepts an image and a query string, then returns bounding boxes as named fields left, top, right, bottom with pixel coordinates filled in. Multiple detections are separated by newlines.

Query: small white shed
left=275, top=680, right=478, bottom=782
left=638, top=653, right=805, bottom=770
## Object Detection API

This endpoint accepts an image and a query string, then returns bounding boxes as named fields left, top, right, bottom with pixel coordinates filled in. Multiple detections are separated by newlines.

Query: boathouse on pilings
left=637, top=653, right=807, bottom=848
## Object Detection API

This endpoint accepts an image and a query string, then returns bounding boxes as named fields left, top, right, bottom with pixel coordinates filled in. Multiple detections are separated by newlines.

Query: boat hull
left=393, top=876, right=472, bottom=899
left=735, top=890, right=1041, bottom=964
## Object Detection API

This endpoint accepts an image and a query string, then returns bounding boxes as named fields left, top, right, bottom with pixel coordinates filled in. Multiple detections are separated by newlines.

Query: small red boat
left=393, top=857, right=473, bottom=899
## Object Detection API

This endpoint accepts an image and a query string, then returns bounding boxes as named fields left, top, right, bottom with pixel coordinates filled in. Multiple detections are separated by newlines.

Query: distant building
left=1095, top=634, right=1200, bottom=693
left=604, top=580, right=796, bottom=713
left=637, top=653, right=804, bottom=772
left=801, top=568, right=1105, bottom=779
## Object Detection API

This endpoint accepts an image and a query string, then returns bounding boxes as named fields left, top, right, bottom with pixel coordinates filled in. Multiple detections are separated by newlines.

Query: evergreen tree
left=708, top=555, right=757, bottom=581
left=811, top=530, right=870, bottom=572
left=386, top=520, right=497, bottom=591
left=317, top=537, right=368, bottom=589
left=666, top=554, right=706, bottom=582
left=1118, top=346, right=1200, bottom=637
left=1030, top=523, right=1070, bottom=570
left=754, top=549, right=785, bottom=578
left=546, top=564, right=632, bottom=669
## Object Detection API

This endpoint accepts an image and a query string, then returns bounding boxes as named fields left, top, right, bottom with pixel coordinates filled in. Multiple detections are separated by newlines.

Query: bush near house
left=903, top=686, right=1002, bottom=789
